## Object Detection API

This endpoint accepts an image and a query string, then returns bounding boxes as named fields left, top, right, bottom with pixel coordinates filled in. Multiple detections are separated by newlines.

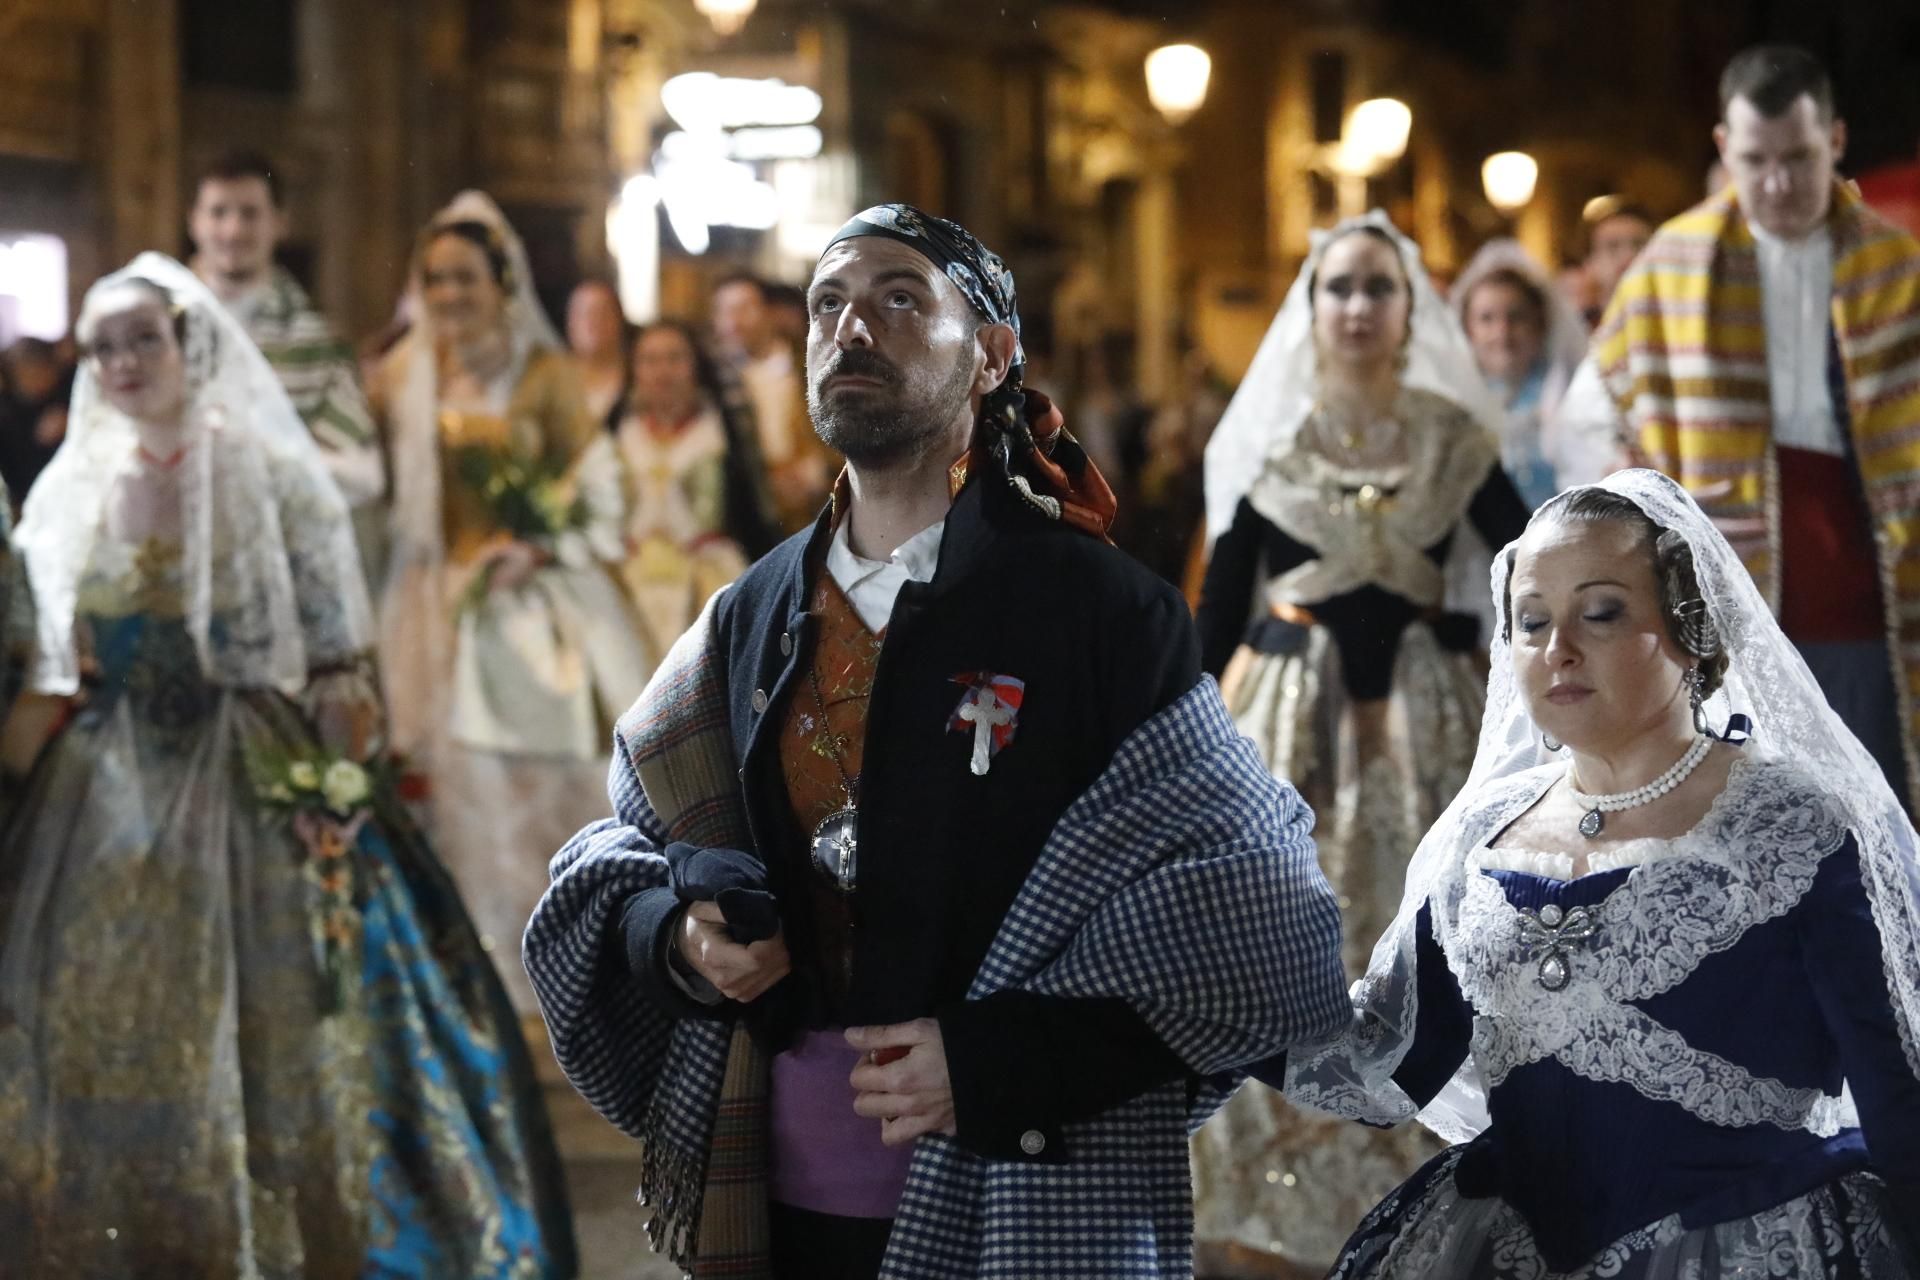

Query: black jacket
left=628, top=469, right=1201, bottom=1162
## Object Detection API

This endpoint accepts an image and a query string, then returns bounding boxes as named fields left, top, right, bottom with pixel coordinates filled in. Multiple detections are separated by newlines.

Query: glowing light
left=0, top=234, right=69, bottom=341
left=660, top=72, right=821, bottom=133
left=607, top=177, right=660, bottom=321
left=692, top=0, right=756, bottom=37
left=1346, top=98, right=1411, bottom=168
left=661, top=126, right=822, bottom=164
left=1144, top=44, right=1211, bottom=126
left=1483, top=151, right=1539, bottom=212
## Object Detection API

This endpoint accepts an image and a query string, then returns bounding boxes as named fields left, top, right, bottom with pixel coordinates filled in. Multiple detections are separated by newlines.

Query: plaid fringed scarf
left=1592, top=182, right=1920, bottom=794
left=525, top=592, right=1347, bottom=1278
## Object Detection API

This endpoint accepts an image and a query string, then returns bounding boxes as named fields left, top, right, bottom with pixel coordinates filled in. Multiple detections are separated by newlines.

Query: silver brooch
left=1517, top=903, right=1598, bottom=991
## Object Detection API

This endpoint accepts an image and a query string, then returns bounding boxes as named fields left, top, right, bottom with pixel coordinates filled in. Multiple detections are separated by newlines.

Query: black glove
left=664, top=841, right=780, bottom=944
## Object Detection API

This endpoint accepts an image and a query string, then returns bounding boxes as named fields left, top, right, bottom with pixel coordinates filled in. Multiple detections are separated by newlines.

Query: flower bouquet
left=248, top=746, right=379, bottom=1012
left=449, top=444, right=590, bottom=612
left=454, top=444, right=587, bottom=541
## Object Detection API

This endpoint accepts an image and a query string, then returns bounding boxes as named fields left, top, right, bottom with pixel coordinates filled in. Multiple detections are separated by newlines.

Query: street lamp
left=1482, top=150, right=1539, bottom=211
left=1145, top=43, right=1211, bottom=126
left=693, top=0, right=756, bottom=37
left=1342, top=98, right=1411, bottom=174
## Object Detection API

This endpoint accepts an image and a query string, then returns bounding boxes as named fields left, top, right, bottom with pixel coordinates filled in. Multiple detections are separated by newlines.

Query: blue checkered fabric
left=525, top=669, right=1346, bottom=1278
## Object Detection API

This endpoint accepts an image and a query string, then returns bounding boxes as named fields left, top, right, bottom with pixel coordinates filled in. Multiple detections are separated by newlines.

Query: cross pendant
left=957, top=692, right=1014, bottom=776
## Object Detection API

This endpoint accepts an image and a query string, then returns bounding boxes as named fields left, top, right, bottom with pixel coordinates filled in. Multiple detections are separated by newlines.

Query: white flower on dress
left=288, top=760, right=320, bottom=790
left=322, top=759, right=371, bottom=813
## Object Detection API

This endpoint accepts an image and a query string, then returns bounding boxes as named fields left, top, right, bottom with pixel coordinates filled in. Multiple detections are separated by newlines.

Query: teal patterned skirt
left=0, top=613, right=577, bottom=1277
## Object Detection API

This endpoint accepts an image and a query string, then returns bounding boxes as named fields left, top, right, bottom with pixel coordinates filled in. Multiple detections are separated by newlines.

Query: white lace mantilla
left=1439, top=756, right=1851, bottom=1132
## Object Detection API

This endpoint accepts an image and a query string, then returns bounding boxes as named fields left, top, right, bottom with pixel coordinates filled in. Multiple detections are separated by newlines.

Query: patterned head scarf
left=823, top=204, right=1115, bottom=539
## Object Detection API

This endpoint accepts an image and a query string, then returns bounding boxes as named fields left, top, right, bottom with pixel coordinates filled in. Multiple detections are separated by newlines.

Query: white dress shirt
left=825, top=514, right=946, bottom=632
left=1752, top=223, right=1844, bottom=456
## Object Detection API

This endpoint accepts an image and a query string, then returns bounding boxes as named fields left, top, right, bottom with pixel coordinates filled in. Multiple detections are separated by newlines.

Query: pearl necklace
left=1565, top=735, right=1712, bottom=838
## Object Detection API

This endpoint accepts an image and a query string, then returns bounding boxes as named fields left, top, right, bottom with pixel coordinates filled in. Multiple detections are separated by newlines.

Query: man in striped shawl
left=1564, top=45, right=1920, bottom=811
left=189, top=150, right=384, bottom=509
left=525, top=204, right=1348, bottom=1279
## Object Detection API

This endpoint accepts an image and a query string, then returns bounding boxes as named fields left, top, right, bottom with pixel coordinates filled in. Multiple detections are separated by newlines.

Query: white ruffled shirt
left=1470, top=843, right=1669, bottom=880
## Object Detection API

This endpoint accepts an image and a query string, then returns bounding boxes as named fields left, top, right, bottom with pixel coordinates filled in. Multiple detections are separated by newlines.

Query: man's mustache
left=815, top=350, right=901, bottom=389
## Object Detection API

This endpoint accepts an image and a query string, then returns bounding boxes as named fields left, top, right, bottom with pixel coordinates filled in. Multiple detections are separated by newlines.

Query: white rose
left=322, top=760, right=371, bottom=813
left=288, top=760, right=320, bottom=790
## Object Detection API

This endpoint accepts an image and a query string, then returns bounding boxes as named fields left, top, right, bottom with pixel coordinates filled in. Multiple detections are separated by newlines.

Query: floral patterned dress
left=0, top=466, right=576, bottom=1276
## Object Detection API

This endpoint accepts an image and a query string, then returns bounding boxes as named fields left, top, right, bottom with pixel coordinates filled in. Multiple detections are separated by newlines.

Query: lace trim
left=1469, top=843, right=1668, bottom=879
left=1465, top=884, right=1829, bottom=1129
left=1438, top=756, right=1852, bottom=1131
left=1245, top=388, right=1497, bottom=610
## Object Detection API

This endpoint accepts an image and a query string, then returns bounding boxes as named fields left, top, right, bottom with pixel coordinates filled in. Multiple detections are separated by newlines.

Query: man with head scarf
left=525, top=205, right=1347, bottom=1279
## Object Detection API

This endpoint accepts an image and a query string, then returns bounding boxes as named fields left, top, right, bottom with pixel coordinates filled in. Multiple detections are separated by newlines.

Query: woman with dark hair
left=1193, top=211, right=1531, bottom=1274
left=591, top=319, right=776, bottom=664
left=1284, top=469, right=1920, bottom=1276
left=373, top=192, right=648, bottom=1015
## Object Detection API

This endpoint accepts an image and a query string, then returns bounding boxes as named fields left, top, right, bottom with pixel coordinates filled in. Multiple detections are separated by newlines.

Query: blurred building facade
left=2, top=0, right=1916, bottom=386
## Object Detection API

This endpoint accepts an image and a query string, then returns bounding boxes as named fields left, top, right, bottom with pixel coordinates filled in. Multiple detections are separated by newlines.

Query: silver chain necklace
left=805, top=660, right=861, bottom=894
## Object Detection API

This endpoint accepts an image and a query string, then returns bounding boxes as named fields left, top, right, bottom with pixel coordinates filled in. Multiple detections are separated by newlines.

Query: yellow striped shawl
left=1592, top=181, right=1920, bottom=794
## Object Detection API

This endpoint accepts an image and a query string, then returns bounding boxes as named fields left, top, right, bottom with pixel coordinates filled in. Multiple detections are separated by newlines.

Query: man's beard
left=808, top=345, right=975, bottom=468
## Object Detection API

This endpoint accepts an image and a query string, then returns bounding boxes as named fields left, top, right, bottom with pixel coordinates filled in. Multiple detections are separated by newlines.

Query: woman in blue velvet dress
left=0, top=255, right=576, bottom=1278
left=1281, top=469, right=1920, bottom=1276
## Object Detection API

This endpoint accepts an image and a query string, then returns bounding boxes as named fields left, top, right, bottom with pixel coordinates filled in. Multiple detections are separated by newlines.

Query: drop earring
left=1684, top=666, right=1709, bottom=737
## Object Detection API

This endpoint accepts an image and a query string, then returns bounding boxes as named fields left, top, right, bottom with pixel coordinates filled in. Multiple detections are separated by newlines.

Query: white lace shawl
left=1242, top=387, right=1497, bottom=611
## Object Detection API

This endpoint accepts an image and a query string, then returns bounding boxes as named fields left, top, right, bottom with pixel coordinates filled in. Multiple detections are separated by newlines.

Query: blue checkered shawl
left=524, top=596, right=1346, bottom=1278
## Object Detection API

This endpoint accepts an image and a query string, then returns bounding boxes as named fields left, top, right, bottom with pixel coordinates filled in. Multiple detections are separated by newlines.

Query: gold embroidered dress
left=1195, top=213, right=1532, bottom=1272
left=377, top=194, right=650, bottom=1014
left=0, top=512, right=570, bottom=1276
left=0, top=251, right=574, bottom=1276
left=601, top=399, right=751, bottom=665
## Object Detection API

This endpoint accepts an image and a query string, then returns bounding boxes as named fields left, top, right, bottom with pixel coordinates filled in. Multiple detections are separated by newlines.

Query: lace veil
left=1202, top=209, right=1503, bottom=541
left=1284, top=468, right=1920, bottom=1142
left=17, top=252, right=371, bottom=695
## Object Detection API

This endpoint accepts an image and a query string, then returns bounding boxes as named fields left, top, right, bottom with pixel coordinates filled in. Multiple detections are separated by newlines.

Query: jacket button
left=751, top=688, right=769, bottom=713
left=1019, top=1129, right=1046, bottom=1156
left=780, top=632, right=793, bottom=656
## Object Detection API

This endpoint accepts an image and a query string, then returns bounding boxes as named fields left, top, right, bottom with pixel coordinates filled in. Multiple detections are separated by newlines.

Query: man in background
left=189, top=150, right=384, bottom=510
left=0, top=338, right=71, bottom=507
left=1582, top=44, right=1920, bottom=811
left=712, top=271, right=834, bottom=531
